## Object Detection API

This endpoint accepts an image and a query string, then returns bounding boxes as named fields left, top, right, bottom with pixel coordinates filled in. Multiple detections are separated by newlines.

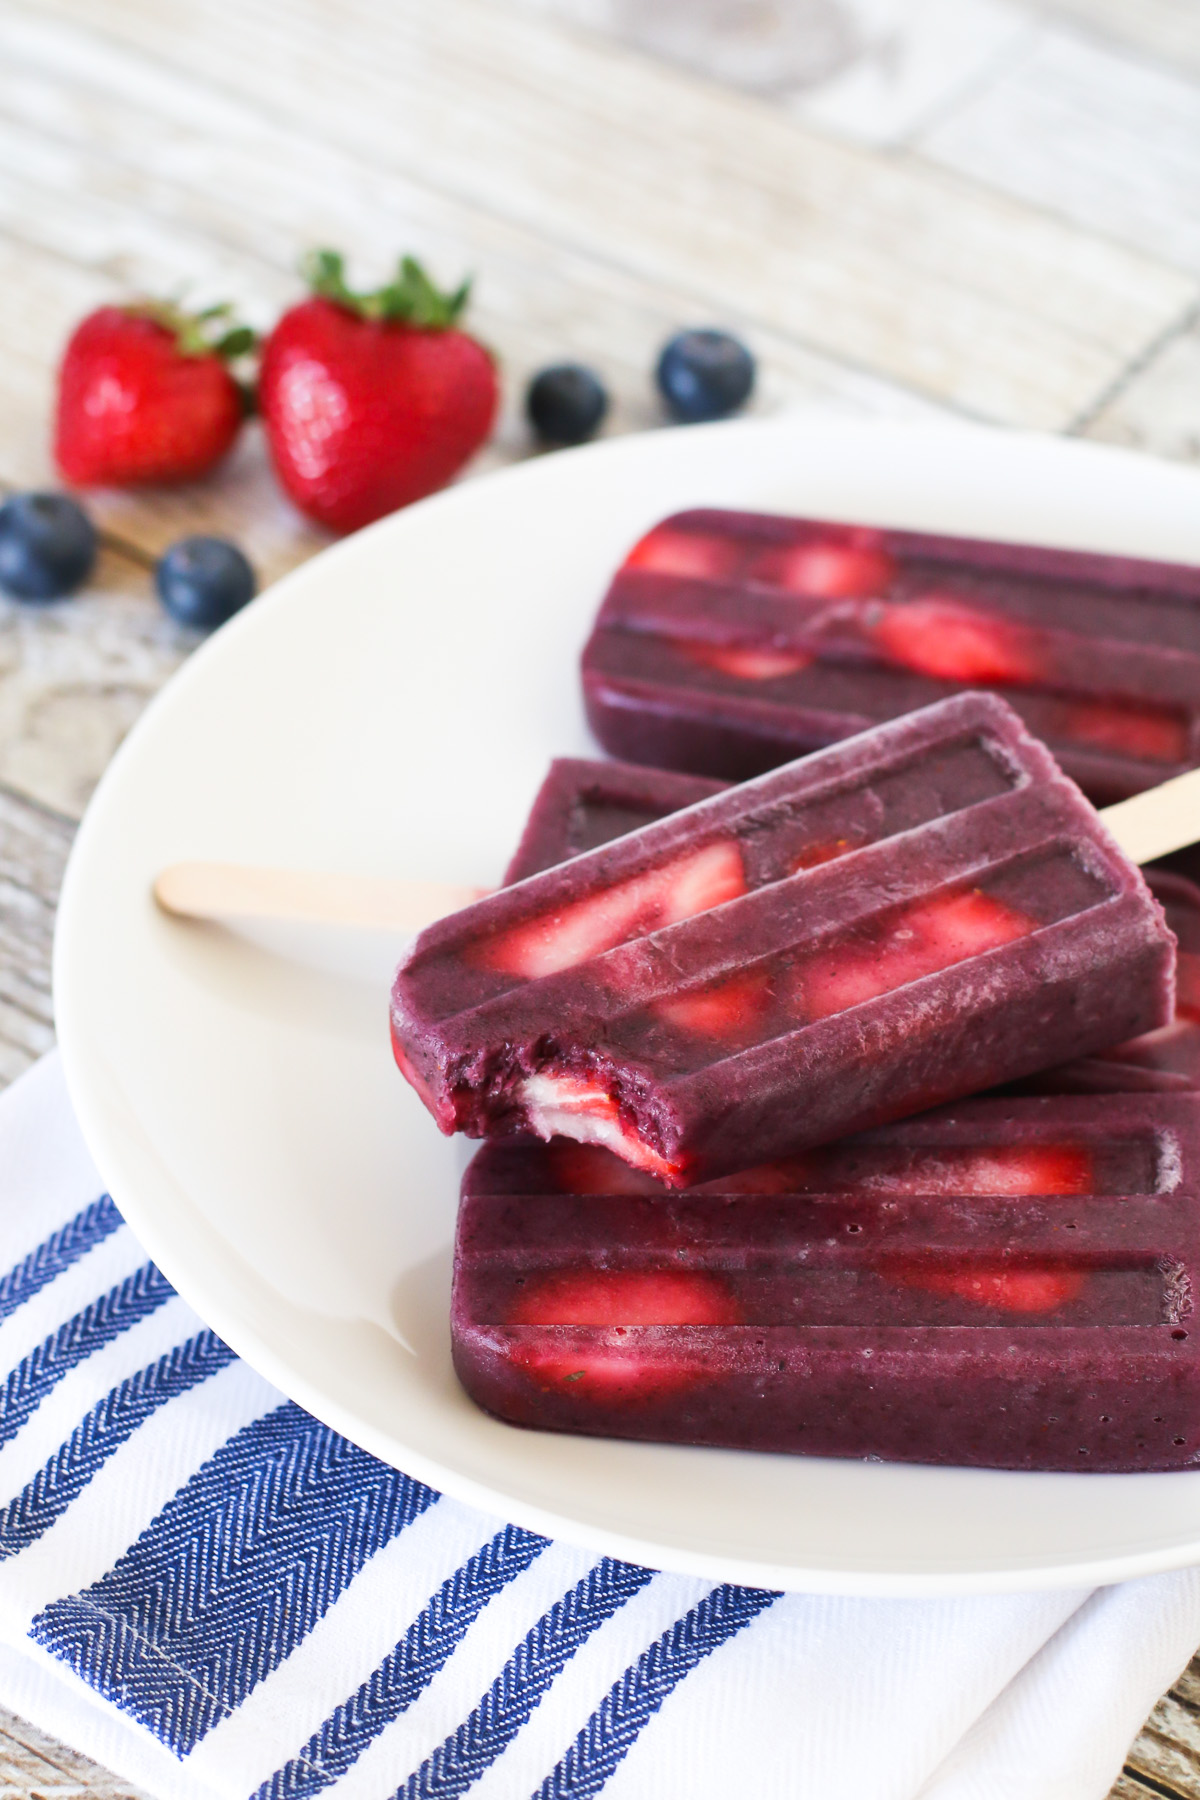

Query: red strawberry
left=258, top=250, right=497, bottom=533
left=841, top=1144, right=1094, bottom=1198
left=54, top=302, right=253, bottom=486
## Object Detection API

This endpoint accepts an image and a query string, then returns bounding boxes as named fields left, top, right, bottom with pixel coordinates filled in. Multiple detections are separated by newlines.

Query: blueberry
left=0, top=492, right=96, bottom=600
left=155, top=535, right=256, bottom=631
left=526, top=364, right=609, bottom=446
left=655, top=329, right=756, bottom=424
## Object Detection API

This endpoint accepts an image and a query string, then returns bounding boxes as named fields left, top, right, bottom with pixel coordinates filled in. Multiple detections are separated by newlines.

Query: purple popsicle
left=452, top=1093, right=1200, bottom=1471
left=509, top=753, right=1200, bottom=1097
left=582, top=509, right=1200, bottom=803
left=391, top=693, right=1174, bottom=1187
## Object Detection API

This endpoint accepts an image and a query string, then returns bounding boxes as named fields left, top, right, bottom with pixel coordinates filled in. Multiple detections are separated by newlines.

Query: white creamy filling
left=520, top=1072, right=626, bottom=1153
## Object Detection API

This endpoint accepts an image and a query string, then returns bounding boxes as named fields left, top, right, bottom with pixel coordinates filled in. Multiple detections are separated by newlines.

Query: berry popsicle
left=391, top=693, right=1175, bottom=1187
left=510, top=754, right=1200, bottom=1098
left=582, top=509, right=1200, bottom=803
left=451, top=1093, right=1200, bottom=1471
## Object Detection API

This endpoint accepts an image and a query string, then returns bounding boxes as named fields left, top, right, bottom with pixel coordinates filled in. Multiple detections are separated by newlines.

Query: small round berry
left=0, top=492, right=97, bottom=600
left=155, top=535, right=256, bottom=630
left=526, top=363, right=610, bottom=446
left=655, top=329, right=756, bottom=424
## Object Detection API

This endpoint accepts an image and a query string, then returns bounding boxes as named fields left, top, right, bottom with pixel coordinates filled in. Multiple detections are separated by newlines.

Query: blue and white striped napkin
left=4, top=1053, right=1200, bottom=1800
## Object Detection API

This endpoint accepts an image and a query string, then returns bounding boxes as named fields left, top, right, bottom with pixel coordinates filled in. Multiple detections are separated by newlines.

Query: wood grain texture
left=920, top=25, right=1200, bottom=275
left=26, top=0, right=1196, bottom=429
left=0, top=1703, right=149, bottom=1800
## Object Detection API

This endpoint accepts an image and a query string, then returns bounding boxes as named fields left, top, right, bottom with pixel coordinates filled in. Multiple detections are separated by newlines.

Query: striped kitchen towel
left=2, top=1055, right=1200, bottom=1800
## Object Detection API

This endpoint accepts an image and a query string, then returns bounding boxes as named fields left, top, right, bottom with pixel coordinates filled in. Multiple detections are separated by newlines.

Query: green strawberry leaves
left=303, top=248, right=472, bottom=329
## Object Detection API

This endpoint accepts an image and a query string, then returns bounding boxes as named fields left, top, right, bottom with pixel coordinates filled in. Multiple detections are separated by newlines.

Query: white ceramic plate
left=54, top=417, right=1200, bottom=1596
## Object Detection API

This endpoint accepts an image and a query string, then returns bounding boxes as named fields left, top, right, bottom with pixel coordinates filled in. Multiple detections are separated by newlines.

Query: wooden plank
left=1124, top=1688, right=1200, bottom=1798
left=0, top=1704, right=149, bottom=1799
left=920, top=26, right=1200, bottom=276
left=0, top=539, right=190, bottom=820
left=1080, top=315, right=1200, bottom=464
left=0, top=782, right=69, bottom=1088
left=25, top=0, right=1196, bottom=428
left=1030, top=0, right=1200, bottom=84
left=790, top=0, right=1036, bottom=148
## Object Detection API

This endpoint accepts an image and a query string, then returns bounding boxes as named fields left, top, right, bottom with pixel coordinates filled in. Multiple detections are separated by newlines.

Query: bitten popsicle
left=582, top=509, right=1200, bottom=802
left=452, top=1094, right=1200, bottom=1472
left=390, top=693, right=1175, bottom=1188
left=510, top=753, right=1200, bottom=1097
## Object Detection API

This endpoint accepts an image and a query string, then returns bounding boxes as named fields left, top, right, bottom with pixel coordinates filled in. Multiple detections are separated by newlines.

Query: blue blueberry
left=526, top=363, right=610, bottom=446
left=0, top=492, right=97, bottom=600
left=155, top=535, right=256, bottom=631
left=656, top=329, right=756, bottom=424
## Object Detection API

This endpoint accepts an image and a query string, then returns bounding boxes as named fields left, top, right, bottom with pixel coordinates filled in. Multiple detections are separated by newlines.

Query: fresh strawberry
left=476, top=840, right=746, bottom=979
left=258, top=251, right=498, bottom=533
left=54, top=302, right=253, bottom=486
left=623, top=524, right=741, bottom=580
left=680, top=640, right=812, bottom=681
left=1053, top=697, right=1187, bottom=764
left=755, top=539, right=894, bottom=598
left=871, top=597, right=1037, bottom=684
left=796, top=888, right=1033, bottom=1021
left=886, top=1259, right=1085, bottom=1315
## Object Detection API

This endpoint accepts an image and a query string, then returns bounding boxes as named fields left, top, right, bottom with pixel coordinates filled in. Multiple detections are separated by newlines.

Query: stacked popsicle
left=390, top=508, right=1200, bottom=1474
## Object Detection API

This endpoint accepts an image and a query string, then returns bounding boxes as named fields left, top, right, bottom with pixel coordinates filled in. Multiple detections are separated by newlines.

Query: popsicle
left=504, top=757, right=725, bottom=885
left=510, top=753, right=1200, bottom=1098
left=391, top=692, right=1175, bottom=1187
left=452, top=1092, right=1200, bottom=1471
left=582, top=508, right=1200, bottom=803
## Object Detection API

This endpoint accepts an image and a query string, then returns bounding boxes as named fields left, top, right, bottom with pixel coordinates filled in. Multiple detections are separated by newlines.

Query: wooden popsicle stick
left=153, top=766, right=1200, bottom=937
left=1099, top=766, right=1200, bottom=866
left=153, top=862, right=485, bottom=933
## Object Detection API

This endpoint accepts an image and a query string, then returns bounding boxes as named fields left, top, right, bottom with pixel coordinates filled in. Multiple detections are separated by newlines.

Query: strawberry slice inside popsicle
left=681, top=641, right=813, bottom=681
left=797, top=889, right=1034, bottom=1021
left=871, top=598, right=1038, bottom=684
left=623, top=525, right=742, bottom=580
left=519, top=1074, right=679, bottom=1181
left=754, top=541, right=895, bottom=598
left=884, top=1260, right=1086, bottom=1315
left=510, top=1269, right=740, bottom=1327
left=509, top=1269, right=740, bottom=1400
left=478, top=840, right=746, bottom=978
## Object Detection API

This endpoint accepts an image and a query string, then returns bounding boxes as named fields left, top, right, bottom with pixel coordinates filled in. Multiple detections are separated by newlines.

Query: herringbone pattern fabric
left=2, top=1054, right=1200, bottom=1800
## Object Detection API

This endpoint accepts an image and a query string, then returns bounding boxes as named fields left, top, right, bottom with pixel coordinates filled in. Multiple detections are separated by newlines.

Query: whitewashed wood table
left=3, top=0, right=1200, bottom=1792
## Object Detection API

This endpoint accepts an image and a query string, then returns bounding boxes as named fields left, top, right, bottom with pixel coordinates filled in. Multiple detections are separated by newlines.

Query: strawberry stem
left=302, top=248, right=472, bottom=329
left=126, top=299, right=258, bottom=362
